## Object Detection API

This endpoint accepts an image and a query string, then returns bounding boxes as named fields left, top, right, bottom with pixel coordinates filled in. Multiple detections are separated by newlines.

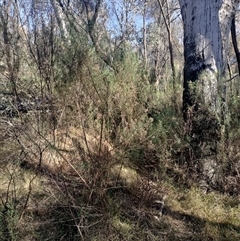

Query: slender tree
left=231, top=15, right=240, bottom=76
left=0, top=0, right=21, bottom=99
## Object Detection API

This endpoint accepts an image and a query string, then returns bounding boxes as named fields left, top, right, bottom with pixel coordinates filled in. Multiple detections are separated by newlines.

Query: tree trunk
left=179, top=0, right=239, bottom=187
left=231, top=16, right=240, bottom=76
left=50, top=0, right=70, bottom=43
left=143, top=0, right=148, bottom=66
left=157, top=0, right=177, bottom=110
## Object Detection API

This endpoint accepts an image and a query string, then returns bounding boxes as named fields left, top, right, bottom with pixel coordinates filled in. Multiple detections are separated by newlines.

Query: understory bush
left=0, top=44, right=240, bottom=240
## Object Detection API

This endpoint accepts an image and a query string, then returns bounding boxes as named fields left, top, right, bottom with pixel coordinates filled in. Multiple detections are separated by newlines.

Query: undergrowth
left=0, top=49, right=240, bottom=241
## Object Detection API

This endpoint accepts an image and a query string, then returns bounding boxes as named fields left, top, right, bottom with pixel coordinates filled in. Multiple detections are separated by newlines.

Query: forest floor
left=0, top=115, right=240, bottom=241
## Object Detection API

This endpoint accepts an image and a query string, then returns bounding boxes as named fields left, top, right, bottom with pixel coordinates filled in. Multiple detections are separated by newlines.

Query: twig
left=18, top=174, right=37, bottom=223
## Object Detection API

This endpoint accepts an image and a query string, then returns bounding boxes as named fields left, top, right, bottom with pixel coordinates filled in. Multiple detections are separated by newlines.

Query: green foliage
left=1, top=37, right=240, bottom=241
left=0, top=179, right=20, bottom=241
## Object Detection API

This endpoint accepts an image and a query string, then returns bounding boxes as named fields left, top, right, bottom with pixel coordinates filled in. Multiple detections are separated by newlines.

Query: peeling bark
left=180, top=0, right=238, bottom=116
left=179, top=0, right=240, bottom=186
left=179, top=0, right=239, bottom=122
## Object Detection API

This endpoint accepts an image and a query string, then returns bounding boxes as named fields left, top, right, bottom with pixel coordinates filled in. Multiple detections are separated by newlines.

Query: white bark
left=50, top=0, right=70, bottom=42
left=179, top=0, right=239, bottom=112
left=179, top=1, right=240, bottom=186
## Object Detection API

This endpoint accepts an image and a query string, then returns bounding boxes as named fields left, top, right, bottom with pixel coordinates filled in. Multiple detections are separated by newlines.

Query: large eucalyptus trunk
left=179, top=0, right=239, bottom=187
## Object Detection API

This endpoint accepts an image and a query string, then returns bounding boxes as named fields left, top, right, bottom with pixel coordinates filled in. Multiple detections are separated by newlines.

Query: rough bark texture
left=50, top=0, right=69, bottom=41
left=231, top=16, right=240, bottom=76
left=179, top=0, right=240, bottom=187
left=180, top=0, right=238, bottom=115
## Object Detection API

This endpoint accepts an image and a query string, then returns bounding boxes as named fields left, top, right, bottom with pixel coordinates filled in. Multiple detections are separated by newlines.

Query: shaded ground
left=0, top=116, right=240, bottom=241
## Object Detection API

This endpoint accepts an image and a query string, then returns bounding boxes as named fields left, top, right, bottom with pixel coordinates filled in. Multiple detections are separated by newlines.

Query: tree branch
left=83, top=0, right=117, bottom=72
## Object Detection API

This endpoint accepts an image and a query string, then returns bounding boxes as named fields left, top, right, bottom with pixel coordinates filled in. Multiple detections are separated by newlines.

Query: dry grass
left=1, top=101, right=240, bottom=241
left=1, top=141, right=240, bottom=241
left=0, top=53, right=240, bottom=241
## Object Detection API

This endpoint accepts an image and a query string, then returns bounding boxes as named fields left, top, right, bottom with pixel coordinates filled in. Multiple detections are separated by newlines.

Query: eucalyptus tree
left=157, top=0, right=176, bottom=84
left=0, top=0, right=21, bottom=98
left=50, top=0, right=70, bottom=41
left=137, top=0, right=182, bottom=87
left=179, top=0, right=240, bottom=185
